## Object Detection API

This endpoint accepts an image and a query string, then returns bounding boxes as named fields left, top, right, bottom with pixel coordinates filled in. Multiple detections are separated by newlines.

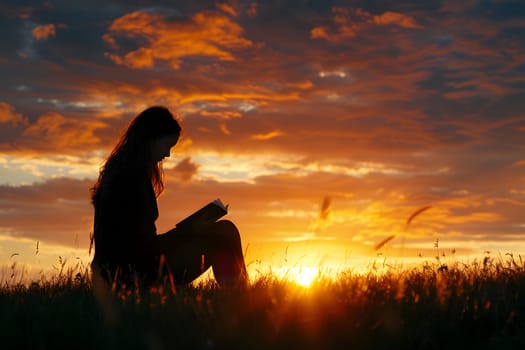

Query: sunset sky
left=1, top=0, right=525, bottom=280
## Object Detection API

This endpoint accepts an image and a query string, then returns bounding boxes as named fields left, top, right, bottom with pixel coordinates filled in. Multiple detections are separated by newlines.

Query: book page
left=176, top=198, right=228, bottom=229
left=213, top=198, right=229, bottom=212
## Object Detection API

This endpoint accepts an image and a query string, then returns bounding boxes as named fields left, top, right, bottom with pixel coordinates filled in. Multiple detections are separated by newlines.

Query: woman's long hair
left=91, top=106, right=181, bottom=204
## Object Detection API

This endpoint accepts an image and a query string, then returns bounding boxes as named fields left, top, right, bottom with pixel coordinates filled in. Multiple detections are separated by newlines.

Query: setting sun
left=271, top=266, right=321, bottom=288
left=293, top=266, right=319, bottom=287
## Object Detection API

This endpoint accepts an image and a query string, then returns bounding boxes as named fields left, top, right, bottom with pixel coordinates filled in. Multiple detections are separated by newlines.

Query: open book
left=176, top=198, right=229, bottom=229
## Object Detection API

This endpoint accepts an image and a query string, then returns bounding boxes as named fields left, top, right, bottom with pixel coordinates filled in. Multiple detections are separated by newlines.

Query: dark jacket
left=92, top=166, right=159, bottom=286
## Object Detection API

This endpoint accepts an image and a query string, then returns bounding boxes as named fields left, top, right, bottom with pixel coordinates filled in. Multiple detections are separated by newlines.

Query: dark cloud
left=168, top=156, right=199, bottom=183
left=0, top=177, right=93, bottom=246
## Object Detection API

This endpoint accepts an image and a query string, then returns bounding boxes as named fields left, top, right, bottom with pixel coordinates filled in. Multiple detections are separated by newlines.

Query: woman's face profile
left=150, top=133, right=180, bottom=162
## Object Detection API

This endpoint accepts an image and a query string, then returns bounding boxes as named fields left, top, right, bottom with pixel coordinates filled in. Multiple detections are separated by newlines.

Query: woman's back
left=92, top=164, right=159, bottom=285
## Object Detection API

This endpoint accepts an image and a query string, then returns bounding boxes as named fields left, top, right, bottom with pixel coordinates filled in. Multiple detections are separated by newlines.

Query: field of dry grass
left=1, top=255, right=525, bottom=350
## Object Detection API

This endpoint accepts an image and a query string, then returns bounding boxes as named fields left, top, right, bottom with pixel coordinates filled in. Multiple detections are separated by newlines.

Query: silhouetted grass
left=1, top=255, right=525, bottom=350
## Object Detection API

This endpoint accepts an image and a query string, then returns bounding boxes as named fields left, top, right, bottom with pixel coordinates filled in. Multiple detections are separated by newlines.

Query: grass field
left=1, top=255, right=525, bottom=350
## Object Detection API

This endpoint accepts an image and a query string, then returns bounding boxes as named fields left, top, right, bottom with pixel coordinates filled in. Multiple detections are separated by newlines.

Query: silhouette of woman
left=91, top=106, right=247, bottom=289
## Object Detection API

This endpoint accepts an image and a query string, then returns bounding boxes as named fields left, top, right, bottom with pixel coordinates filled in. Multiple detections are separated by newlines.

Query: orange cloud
left=251, top=130, right=284, bottom=141
left=115, top=47, right=155, bottom=69
left=246, top=2, right=257, bottom=17
left=0, top=102, right=27, bottom=126
left=286, top=80, right=313, bottom=90
left=105, top=10, right=253, bottom=69
left=200, top=110, right=242, bottom=119
left=216, top=1, right=257, bottom=18
left=22, top=112, right=107, bottom=151
left=373, top=11, right=423, bottom=29
left=216, top=2, right=238, bottom=17
left=311, top=8, right=362, bottom=42
left=32, top=24, right=57, bottom=40
left=311, top=7, right=422, bottom=43
left=219, top=123, right=231, bottom=135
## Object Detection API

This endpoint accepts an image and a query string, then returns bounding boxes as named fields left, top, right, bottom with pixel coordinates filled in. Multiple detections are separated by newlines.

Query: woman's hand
left=191, top=211, right=215, bottom=233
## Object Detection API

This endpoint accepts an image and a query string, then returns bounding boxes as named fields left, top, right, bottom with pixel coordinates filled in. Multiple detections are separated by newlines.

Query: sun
left=291, top=266, right=319, bottom=288
left=271, top=266, right=319, bottom=287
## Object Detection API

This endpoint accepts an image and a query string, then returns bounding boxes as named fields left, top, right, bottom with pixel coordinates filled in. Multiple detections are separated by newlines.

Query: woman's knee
left=214, top=220, right=241, bottom=241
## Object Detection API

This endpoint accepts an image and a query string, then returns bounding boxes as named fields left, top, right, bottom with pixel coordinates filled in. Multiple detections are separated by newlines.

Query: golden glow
left=292, top=266, right=319, bottom=287
left=267, top=266, right=325, bottom=288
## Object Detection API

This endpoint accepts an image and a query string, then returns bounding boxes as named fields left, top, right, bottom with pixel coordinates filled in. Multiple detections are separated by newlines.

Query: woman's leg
left=157, top=220, right=248, bottom=287
left=206, top=220, right=248, bottom=288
